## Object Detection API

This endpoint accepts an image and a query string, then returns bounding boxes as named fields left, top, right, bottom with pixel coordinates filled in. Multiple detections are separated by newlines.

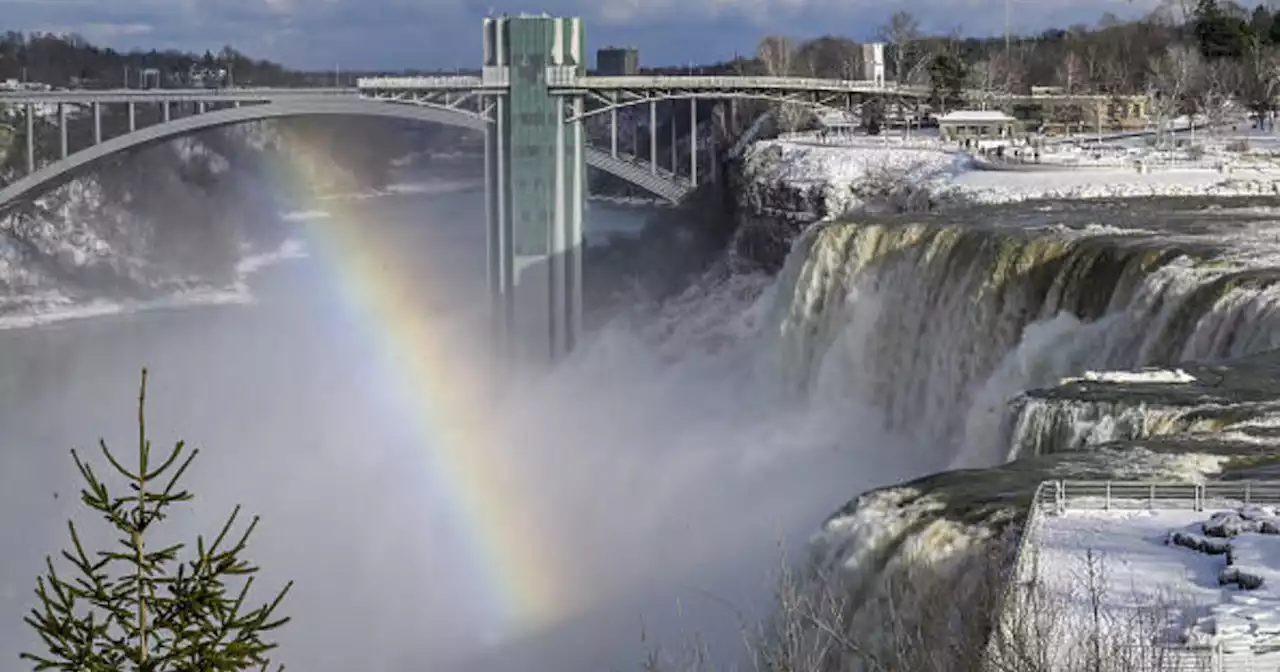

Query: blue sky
left=0, top=0, right=1160, bottom=70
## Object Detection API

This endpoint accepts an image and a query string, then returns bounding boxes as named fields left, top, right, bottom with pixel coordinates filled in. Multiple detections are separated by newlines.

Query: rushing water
left=15, top=166, right=1278, bottom=672
left=0, top=175, right=931, bottom=672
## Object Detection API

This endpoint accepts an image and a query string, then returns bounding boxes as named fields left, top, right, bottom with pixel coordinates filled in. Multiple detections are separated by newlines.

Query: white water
left=15, top=166, right=1280, bottom=672
left=0, top=173, right=937, bottom=672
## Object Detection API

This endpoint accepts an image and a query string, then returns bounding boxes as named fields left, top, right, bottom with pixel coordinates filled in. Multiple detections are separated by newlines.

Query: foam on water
left=0, top=236, right=308, bottom=331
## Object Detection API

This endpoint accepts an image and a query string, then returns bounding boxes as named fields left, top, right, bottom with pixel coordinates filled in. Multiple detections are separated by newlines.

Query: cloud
left=0, top=0, right=1159, bottom=69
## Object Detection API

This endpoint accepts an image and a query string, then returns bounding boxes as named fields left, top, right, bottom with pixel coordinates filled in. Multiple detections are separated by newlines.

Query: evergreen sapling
left=20, top=369, right=293, bottom=671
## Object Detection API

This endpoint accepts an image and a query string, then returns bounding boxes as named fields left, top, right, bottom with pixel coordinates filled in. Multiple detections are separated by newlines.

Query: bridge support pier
left=690, top=99, right=697, bottom=185
left=58, top=104, right=67, bottom=159
left=483, top=15, right=586, bottom=370
left=649, top=101, right=657, bottom=175
left=24, top=104, right=33, bottom=174
left=610, top=92, right=618, bottom=158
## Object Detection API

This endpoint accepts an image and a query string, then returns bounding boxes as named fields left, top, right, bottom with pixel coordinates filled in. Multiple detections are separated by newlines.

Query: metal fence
left=1044, top=480, right=1280, bottom=513
left=1002, top=480, right=1280, bottom=671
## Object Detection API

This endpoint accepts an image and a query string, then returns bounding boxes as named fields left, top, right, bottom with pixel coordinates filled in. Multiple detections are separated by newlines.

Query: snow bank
left=1033, top=505, right=1280, bottom=655
left=748, top=130, right=1280, bottom=209
left=738, top=135, right=966, bottom=219
left=0, top=117, right=398, bottom=326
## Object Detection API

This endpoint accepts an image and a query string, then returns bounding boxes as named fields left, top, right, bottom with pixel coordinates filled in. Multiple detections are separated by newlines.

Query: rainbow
left=269, top=138, right=575, bottom=642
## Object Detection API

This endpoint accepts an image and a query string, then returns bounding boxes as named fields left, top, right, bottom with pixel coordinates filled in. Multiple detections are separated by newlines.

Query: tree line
left=0, top=31, right=478, bottom=88
left=728, top=0, right=1280, bottom=131
left=0, top=32, right=308, bottom=87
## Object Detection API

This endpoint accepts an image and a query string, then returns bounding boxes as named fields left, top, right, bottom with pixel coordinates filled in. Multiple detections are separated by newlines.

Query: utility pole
left=1004, top=0, right=1011, bottom=56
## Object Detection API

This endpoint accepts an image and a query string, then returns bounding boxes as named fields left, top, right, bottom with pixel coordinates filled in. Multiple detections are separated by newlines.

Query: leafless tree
left=757, top=35, right=794, bottom=77
left=991, top=46, right=1031, bottom=94
left=1192, top=58, right=1243, bottom=135
left=757, top=36, right=809, bottom=133
left=881, top=11, right=921, bottom=85
left=968, top=48, right=1028, bottom=109
left=1147, top=43, right=1203, bottom=145
left=640, top=541, right=1212, bottom=672
left=1159, top=0, right=1199, bottom=25
left=1056, top=51, right=1090, bottom=94
left=1240, top=36, right=1280, bottom=126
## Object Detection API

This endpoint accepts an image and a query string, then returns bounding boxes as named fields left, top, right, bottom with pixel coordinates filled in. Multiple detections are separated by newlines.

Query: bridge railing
left=356, top=76, right=488, bottom=90
left=1045, top=480, right=1280, bottom=512
left=568, top=75, right=911, bottom=93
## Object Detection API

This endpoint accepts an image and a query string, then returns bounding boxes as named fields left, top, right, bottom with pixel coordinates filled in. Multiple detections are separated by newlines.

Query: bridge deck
left=559, top=75, right=917, bottom=94
left=0, top=88, right=361, bottom=104
left=0, top=75, right=931, bottom=108
left=354, top=74, right=929, bottom=96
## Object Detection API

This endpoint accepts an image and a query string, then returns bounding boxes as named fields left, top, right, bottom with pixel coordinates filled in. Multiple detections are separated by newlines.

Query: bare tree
left=991, top=46, right=1031, bottom=94
left=757, top=35, right=794, bottom=77
left=881, top=11, right=921, bottom=85
left=1147, top=43, right=1203, bottom=145
left=1240, top=36, right=1280, bottom=127
left=1192, top=58, right=1243, bottom=135
left=1159, top=0, right=1199, bottom=25
left=1056, top=51, right=1090, bottom=93
left=757, top=36, right=809, bottom=133
left=968, top=48, right=1028, bottom=110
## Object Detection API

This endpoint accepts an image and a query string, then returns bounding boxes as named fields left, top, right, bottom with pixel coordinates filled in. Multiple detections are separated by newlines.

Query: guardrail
left=773, top=130, right=947, bottom=151
left=1046, top=480, right=1280, bottom=512
left=995, top=480, right=1280, bottom=671
left=568, top=75, right=904, bottom=93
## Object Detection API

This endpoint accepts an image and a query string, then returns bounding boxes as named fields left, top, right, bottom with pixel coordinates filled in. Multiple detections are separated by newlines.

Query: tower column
left=484, top=15, right=585, bottom=369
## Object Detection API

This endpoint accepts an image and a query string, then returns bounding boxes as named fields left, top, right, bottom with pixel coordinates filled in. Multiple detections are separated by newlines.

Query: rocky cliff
left=764, top=195, right=1280, bottom=669
left=726, top=139, right=965, bottom=273
left=0, top=117, right=424, bottom=319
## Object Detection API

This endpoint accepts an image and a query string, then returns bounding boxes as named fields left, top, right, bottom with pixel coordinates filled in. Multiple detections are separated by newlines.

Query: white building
left=860, top=43, right=885, bottom=87
left=938, top=110, right=1016, bottom=142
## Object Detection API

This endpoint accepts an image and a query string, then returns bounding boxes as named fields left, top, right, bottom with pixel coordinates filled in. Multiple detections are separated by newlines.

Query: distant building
left=597, top=47, right=638, bottom=76
left=938, top=110, right=1016, bottom=142
left=860, top=43, right=885, bottom=86
left=1008, top=90, right=1150, bottom=135
left=188, top=66, right=228, bottom=88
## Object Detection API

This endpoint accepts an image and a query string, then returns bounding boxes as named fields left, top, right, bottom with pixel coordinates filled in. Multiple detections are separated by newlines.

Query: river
left=0, top=172, right=913, bottom=672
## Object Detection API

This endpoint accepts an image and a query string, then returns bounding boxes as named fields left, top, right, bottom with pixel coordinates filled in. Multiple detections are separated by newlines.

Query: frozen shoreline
left=749, top=129, right=1280, bottom=216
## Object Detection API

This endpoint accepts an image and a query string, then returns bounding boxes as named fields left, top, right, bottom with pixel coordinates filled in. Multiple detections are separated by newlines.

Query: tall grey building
left=597, top=47, right=638, bottom=75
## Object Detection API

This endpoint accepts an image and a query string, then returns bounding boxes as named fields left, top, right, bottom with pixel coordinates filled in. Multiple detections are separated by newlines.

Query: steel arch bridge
left=0, top=15, right=928, bottom=365
left=0, top=95, right=695, bottom=207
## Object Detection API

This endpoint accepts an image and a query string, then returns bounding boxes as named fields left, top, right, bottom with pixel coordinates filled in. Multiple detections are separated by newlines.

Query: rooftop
left=939, top=109, right=1015, bottom=122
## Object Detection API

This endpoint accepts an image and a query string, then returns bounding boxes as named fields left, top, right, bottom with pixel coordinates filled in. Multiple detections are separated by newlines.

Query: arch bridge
left=0, top=16, right=929, bottom=364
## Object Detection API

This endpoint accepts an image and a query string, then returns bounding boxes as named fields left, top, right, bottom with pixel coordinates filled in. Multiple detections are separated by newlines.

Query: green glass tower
left=483, top=14, right=586, bottom=367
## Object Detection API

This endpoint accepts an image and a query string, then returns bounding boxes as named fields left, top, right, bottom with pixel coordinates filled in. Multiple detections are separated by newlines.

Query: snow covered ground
left=753, top=124, right=1280, bottom=214
left=1028, top=502, right=1280, bottom=661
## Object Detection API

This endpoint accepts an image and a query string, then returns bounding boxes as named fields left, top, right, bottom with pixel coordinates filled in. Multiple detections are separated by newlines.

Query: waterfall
left=766, top=211, right=1280, bottom=466
left=759, top=201, right=1280, bottom=670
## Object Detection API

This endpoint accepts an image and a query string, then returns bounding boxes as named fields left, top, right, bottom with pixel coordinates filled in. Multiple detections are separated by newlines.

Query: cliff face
left=725, top=139, right=965, bottom=273
left=0, top=117, right=420, bottom=318
left=761, top=195, right=1280, bottom=669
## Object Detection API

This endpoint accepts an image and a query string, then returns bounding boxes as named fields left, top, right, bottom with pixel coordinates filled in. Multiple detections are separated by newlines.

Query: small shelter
left=816, top=109, right=858, bottom=141
left=938, top=110, right=1016, bottom=142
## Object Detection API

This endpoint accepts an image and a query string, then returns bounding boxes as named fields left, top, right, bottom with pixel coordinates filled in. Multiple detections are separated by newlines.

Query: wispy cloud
left=0, top=0, right=1159, bottom=69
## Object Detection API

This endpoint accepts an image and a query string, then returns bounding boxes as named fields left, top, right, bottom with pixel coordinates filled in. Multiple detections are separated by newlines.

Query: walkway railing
left=998, top=479, right=1280, bottom=671
left=1045, top=480, right=1280, bottom=512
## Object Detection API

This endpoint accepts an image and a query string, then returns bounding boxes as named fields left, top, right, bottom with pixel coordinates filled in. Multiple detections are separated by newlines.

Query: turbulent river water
left=10, top=157, right=1280, bottom=672
left=0, top=173, right=932, bottom=672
